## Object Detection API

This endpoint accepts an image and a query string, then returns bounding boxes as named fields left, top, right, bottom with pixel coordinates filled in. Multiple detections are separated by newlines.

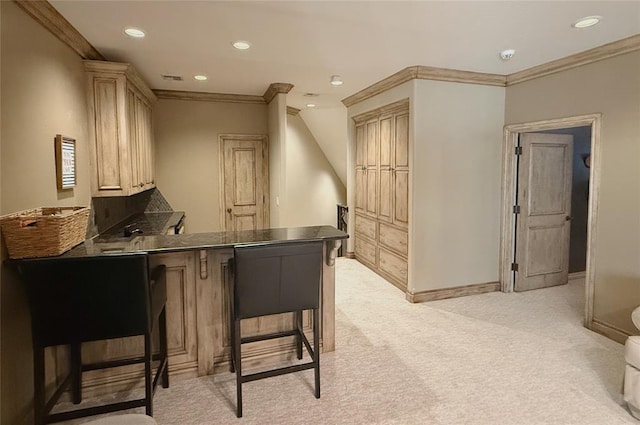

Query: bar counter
left=68, top=225, right=347, bottom=257
left=20, top=225, right=347, bottom=401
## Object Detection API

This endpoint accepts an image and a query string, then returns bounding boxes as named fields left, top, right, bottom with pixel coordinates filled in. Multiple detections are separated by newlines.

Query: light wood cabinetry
left=84, top=60, right=157, bottom=197
left=353, top=100, right=409, bottom=291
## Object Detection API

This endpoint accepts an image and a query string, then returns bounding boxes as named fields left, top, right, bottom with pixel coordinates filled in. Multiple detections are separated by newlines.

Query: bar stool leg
left=159, top=307, right=169, bottom=388
left=234, top=317, right=243, bottom=418
left=296, top=310, right=303, bottom=360
left=313, top=307, right=320, bottom=399
left=144, top=332, right=153, bottom=416
left=70, top=342, right=82, bottom=404
left=33, top=344, right=46, bottom=425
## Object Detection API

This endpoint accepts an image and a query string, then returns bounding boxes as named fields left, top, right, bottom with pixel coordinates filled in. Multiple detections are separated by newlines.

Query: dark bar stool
left=17, top=253, right=169, bottom=425
left=228, top=242, right=323, bottom=418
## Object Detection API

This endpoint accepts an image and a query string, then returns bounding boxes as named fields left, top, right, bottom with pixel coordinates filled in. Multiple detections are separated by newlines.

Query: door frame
left=499, top=113, right=601, bottom=326
left=218, top=134, right=270, bottom=231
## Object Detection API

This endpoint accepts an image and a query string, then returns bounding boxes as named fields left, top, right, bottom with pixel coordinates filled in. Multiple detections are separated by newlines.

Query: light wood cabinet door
left=393, top=113, right=410, bottom=227
left=378, top=115, right=393, bottom=223
left=355, top=124, right=366, bottom=214
left=365, top=120, right=378, bottom=217
left=85, top=60, right=156, bottom=197
left=149, top=252, right=199, bottom=377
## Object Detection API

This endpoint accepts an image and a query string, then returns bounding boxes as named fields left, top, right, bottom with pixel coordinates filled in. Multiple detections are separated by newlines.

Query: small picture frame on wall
left=55, top=134, right=76, bottom=190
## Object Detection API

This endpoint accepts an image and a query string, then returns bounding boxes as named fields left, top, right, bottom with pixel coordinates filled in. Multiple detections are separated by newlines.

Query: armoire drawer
left=379, top=223, right=408, bottom=256
left=355, top=236, right=377, bottom=266
left=355, top=214, right=377, bottom=241
left=378, top=247, right=407, bottom=283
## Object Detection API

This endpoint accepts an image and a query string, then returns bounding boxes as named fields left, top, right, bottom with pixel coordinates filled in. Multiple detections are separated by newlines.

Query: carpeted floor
left=64, top=258, right=636, bottom=424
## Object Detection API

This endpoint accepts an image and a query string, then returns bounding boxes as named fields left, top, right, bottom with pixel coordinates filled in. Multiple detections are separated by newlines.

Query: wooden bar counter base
left=26, top=226, right=347, bottom=399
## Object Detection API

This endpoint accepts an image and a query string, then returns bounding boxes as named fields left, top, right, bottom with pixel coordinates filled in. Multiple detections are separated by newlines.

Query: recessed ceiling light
left=194, top=75, right=208, bottom=81
left=500, top=49, right=515, bottom=61
left=330, top=75, right=343, bottom=86
left=232, top=40, right=251, bottom=50
left=124, top=27, right=145, bottom=38
left=572, top=16, right=602, bottom=28
left=306, top=103, right=316, bottom=108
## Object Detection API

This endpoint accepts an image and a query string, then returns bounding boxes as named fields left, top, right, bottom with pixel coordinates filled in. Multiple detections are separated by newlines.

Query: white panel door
left=515, top=133, right=573, bottom=292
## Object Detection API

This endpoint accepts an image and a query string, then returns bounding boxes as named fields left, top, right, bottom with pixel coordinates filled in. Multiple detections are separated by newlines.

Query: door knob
left=566, top=216, right=572, bottom=221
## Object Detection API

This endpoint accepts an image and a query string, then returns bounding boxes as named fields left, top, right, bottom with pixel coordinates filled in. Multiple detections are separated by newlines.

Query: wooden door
left=378, top=115, right=393, bottom=223
left=221, top=135, right=269, bottom=231
left=515, top=133, right=573, bottom=292
left=393, top=113, right=409, bottom=227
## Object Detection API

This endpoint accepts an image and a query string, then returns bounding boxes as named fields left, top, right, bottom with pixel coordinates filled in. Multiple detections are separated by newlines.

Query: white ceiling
left=51, top=1, right=640, bottom=110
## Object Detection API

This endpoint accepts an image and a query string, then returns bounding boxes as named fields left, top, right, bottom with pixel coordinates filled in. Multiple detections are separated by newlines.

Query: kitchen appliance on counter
left=100, top=212, right=185, bottom=239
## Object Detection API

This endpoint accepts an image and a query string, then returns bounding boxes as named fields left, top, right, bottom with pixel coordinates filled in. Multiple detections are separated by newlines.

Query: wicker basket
left=0, top=206, right=90, bottom=259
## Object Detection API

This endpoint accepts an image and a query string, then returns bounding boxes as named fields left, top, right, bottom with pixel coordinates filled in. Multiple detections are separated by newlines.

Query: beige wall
left=153, top=99, right=268, bottom=233
left=1, top=2, right=92, bottom=423
left=505, top=51, right=640, bottom=335
left=411, top=80, right=505, bottom=293
left=267, top=94, right=287, bottom=228
left=283, top=114, right=346, bottom=227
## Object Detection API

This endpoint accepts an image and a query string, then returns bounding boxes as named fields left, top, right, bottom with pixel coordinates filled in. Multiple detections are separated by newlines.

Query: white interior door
left=515, top=133, right=574, bottom=292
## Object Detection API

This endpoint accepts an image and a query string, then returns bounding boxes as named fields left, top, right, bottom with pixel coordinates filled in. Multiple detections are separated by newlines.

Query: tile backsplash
left=87, top=188, right=173, bottom=237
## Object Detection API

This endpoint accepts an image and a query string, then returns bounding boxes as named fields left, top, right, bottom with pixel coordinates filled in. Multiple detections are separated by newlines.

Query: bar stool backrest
left=18, top=253, right=151, bottom=347
left=233, top=242, right=323, bottom=319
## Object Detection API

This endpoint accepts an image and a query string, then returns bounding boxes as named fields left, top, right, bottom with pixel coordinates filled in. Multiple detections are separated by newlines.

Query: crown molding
left=343, top=34, right=640, bottom=107
left=287, top=106, right=301, bottom=116
left=153, top=90, right=266, bottom=104
left=15, top=0, right=105, bottom=61
left=342, top=67, right=417, bottom=108
left=263, top=83, right=294, bottom=103
left=506, top=33, right=640, bottom=86
left=352, top=99, right=409, bottom=124
left=342, top=66, right=505, bottom=107
left=84, top=60, right=157, bottom=102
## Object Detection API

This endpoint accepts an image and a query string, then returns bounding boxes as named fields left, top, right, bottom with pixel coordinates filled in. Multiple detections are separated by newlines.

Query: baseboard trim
left=407, top=281, right=500, bottom=303
left=569, top=271, right=586, bottom=280
left=569, top=271, right=587, bottom=280
left=344, top=251, right=356, bottom=259
left=589, top=319, right=630, bottom=345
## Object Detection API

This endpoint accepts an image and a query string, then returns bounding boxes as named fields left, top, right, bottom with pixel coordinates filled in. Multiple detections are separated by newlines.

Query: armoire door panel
left=355, top=124, right=365, bottom=167
left=355, top=169, right=366, bottom=213
left=393, top=169, right=409, bottom=226
left=379, top=116, right=392, bottom=167
left=366, top=169, right=377, bottom=217
left=395, top=113, right=409, bottom=168
left=366, top=120, right=378, bottom=167
left=378, top=169, right=392, bottom=223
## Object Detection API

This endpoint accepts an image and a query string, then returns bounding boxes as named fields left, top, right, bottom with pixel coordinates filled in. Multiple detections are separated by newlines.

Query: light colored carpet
left=65, top=258, right=635, bottom=424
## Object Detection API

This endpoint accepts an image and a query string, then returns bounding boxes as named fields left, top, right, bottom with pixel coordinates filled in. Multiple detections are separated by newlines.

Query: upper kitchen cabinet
left=84, top=60, right=157, bottom=197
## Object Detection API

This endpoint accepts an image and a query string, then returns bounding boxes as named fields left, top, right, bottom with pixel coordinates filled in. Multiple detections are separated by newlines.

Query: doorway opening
left=500, top=114, right=601, bottom=327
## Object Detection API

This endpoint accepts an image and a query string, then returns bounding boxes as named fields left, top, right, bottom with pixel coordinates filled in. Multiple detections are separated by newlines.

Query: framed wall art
left=55, top=134, right=76, bottom=190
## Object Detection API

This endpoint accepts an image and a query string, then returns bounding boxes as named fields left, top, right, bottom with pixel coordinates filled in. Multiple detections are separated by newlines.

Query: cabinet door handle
left=227, top=208, right=232, bottom=214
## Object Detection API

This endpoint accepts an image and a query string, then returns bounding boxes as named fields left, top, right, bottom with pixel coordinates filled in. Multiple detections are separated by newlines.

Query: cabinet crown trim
left=84, top=60, right=157, bottom=103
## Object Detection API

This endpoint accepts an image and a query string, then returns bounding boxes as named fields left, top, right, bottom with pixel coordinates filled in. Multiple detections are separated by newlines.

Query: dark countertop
left=61, top=225, right=348, bottom=258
